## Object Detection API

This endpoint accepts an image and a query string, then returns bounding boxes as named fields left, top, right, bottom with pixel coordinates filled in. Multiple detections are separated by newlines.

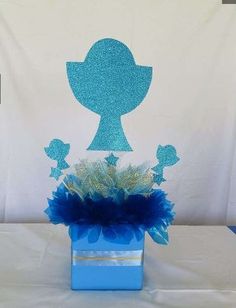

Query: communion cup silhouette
left=66, top=38, right=152, bottom=151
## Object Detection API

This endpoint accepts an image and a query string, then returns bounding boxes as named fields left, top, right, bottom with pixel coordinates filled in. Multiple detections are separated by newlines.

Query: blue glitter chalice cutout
left=66, top=38, right=152, bottom=151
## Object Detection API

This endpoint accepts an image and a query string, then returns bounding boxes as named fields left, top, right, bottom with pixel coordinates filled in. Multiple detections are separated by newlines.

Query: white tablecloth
left=0, top=224, right=235, bottom=308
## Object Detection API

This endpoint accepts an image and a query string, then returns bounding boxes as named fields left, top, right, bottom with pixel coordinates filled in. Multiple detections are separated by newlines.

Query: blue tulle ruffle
left=45, top=183, right=175, bottom=245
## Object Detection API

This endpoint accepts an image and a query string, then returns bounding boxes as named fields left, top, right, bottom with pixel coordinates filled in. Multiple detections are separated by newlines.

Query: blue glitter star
left=153, top=173, right=166, bottom=186
left=50, top=167, right=63, bottom=181
left=105, top=153, right=119, bottom=166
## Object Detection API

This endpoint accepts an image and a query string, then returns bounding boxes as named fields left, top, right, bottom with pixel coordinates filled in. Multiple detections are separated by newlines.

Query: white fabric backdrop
left=0, top=0, right=236, bottom=224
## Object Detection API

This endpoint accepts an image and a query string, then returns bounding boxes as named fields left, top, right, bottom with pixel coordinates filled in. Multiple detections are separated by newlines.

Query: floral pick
left=152, top=145, right=179, bottom=185
left=44, top=139, right=70, bottom=180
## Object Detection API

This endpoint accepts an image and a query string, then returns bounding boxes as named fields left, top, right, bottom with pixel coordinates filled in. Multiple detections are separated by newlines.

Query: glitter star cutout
left=50, top=167, right=63, bottom=180
left=105, top=153, right=119, bottom=166
left=153, top=173, right=166, bottom=186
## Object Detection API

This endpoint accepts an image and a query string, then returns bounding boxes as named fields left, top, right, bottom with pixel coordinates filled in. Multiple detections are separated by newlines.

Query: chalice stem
left=87, top=115, right=132, bottom=151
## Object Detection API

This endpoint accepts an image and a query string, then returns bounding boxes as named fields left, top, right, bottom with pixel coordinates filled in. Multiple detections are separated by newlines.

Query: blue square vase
left=70, top=225, right=145, bottom=290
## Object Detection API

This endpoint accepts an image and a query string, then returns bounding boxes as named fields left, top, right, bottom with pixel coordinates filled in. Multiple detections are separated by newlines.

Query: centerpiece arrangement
left=44, top=38, right=180, bottom=290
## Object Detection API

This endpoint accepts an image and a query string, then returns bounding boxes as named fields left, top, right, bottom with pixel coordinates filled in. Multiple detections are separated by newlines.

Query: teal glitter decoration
left=66, top=38, right=152, bottom=152
left=50, top=167, right=63, bottom=180
left=105, top=153, right=119, bottom=166
left=152, top=145, right=179, bottom=186
left=153, top=173, right=166, bottom=186
left=44, top=139, right=70, bottom=180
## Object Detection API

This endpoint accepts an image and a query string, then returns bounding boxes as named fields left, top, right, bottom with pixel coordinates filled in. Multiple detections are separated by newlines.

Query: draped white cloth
left=0, top=224, right=235, bottom=307
left=0, top=0, right=236, bottom=224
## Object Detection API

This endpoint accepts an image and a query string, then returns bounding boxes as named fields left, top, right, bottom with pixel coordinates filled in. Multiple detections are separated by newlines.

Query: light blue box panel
left=71, top=225, right=145, bottom=290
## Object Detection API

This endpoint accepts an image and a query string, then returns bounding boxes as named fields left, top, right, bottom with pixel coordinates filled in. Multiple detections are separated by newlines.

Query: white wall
left=1, top=0, right=236, bottom=224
